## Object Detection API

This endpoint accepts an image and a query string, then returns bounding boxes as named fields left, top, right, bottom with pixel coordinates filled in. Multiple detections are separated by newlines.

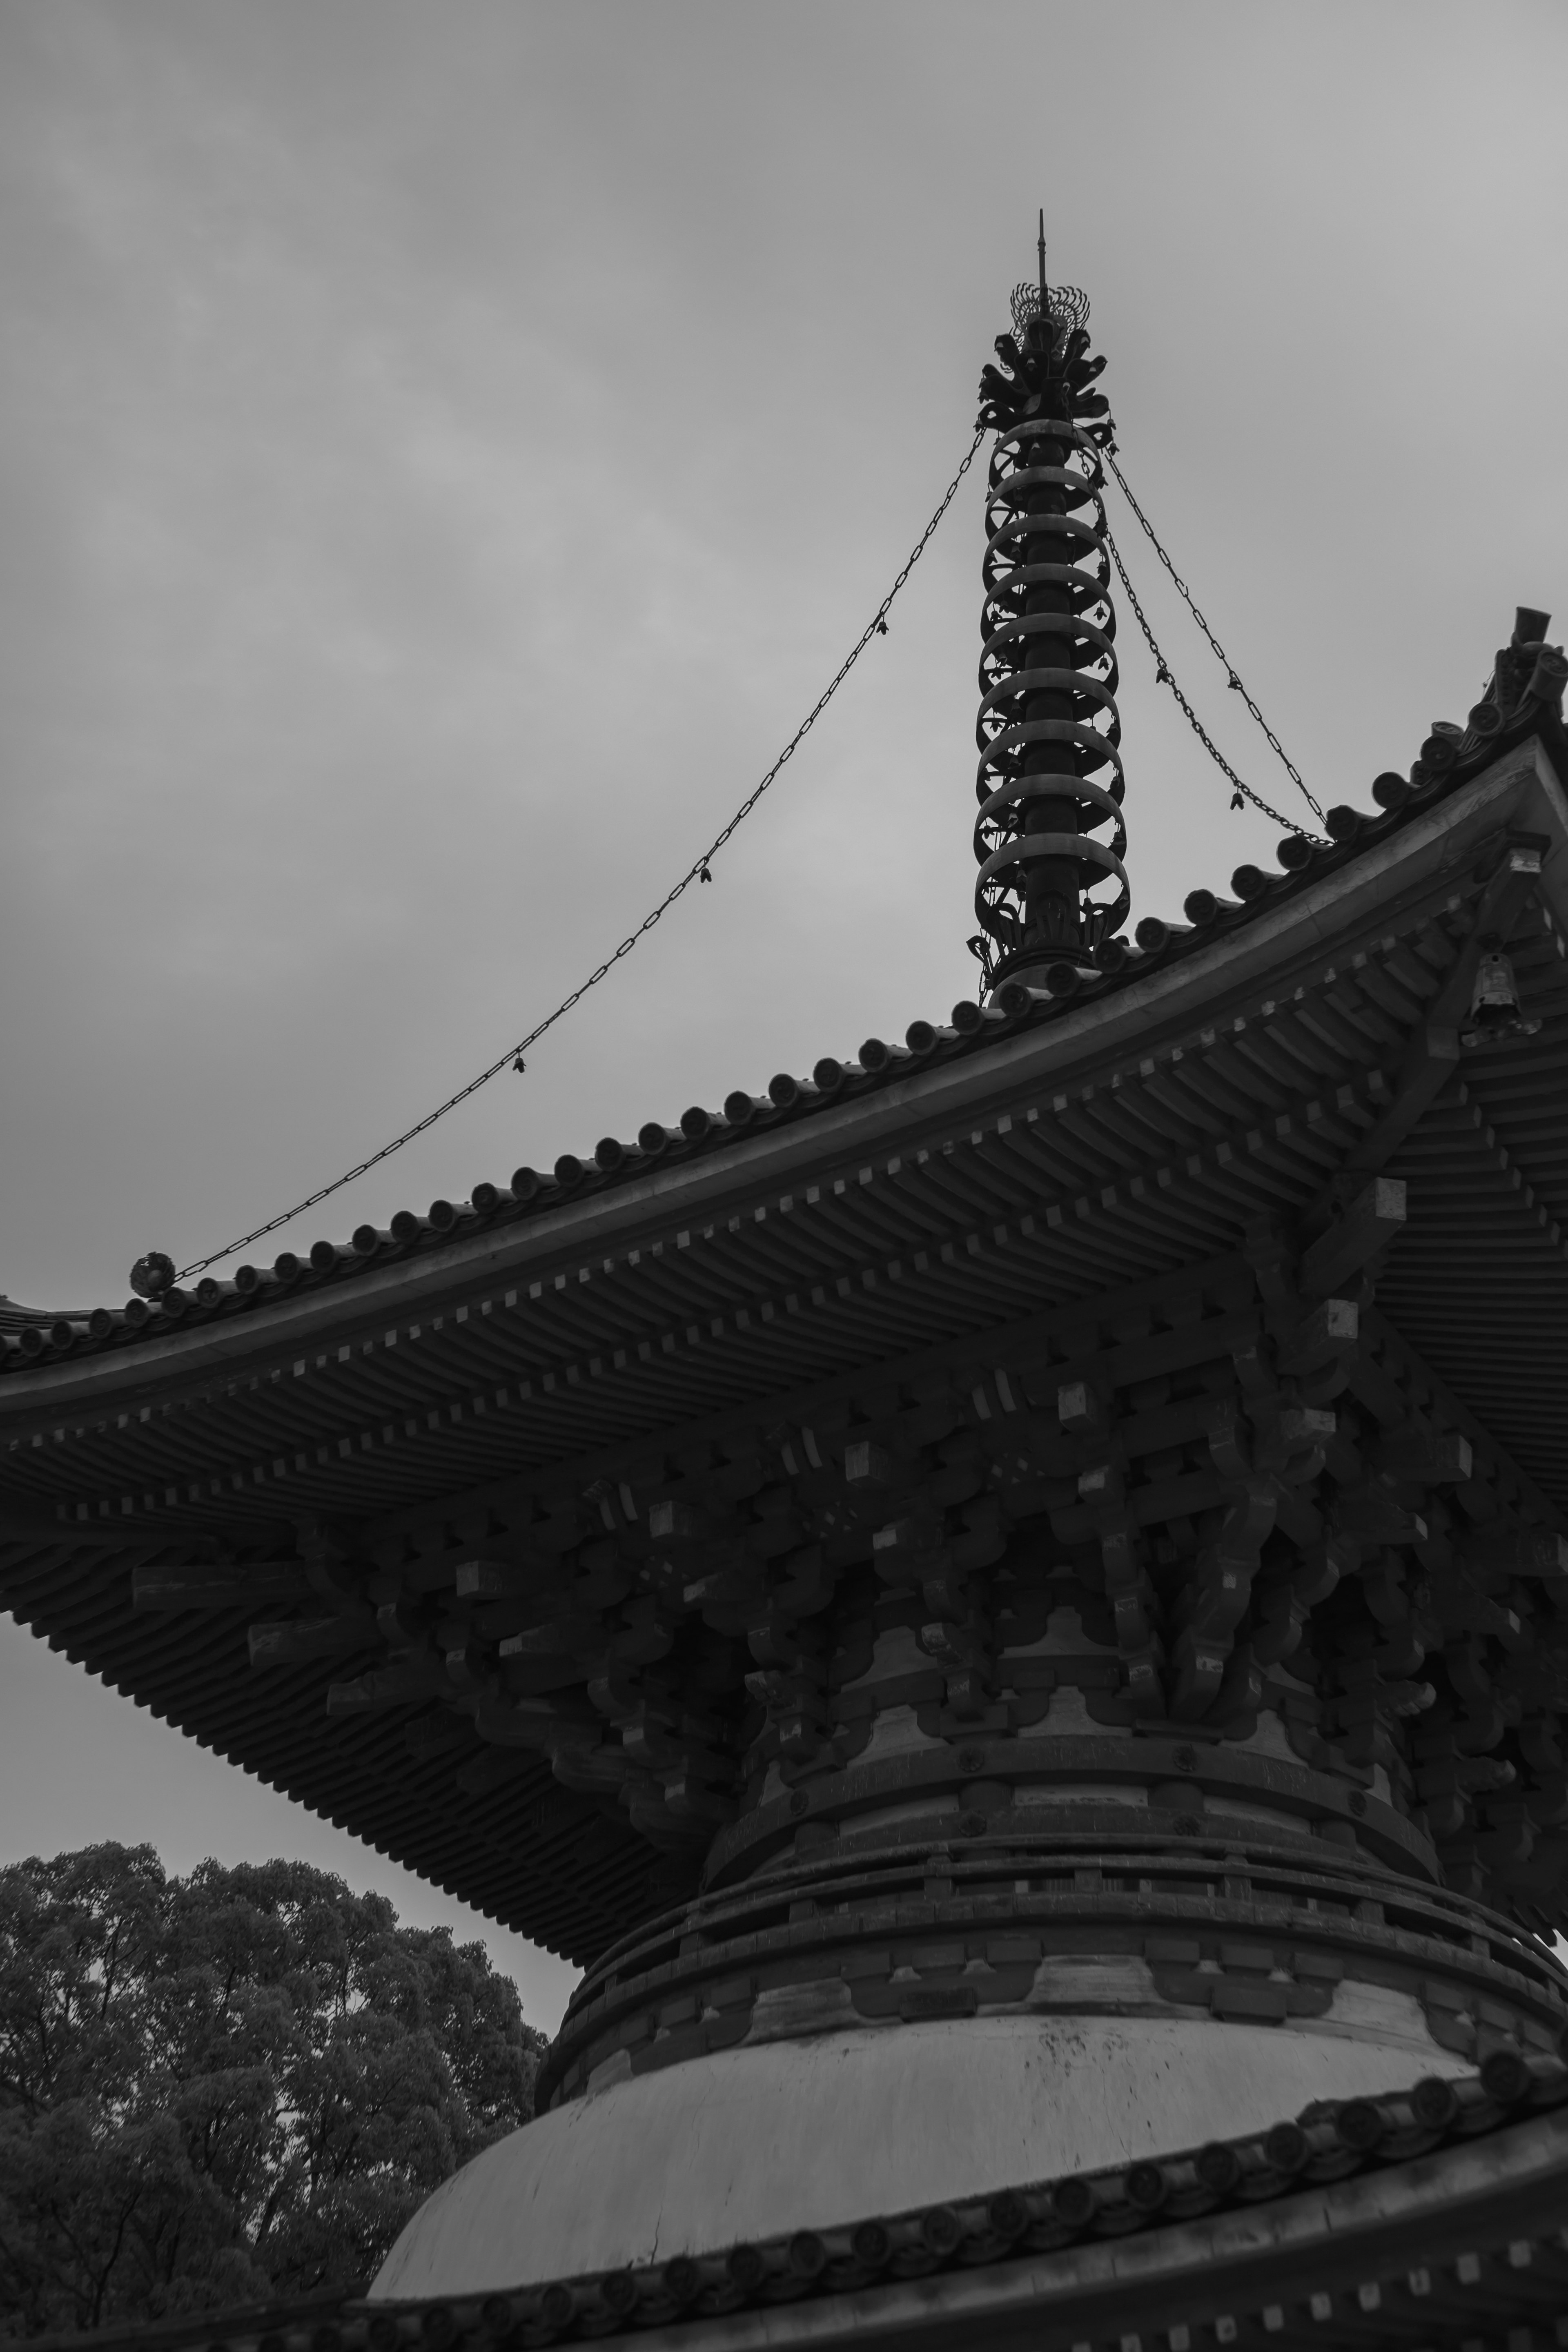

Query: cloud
left=2, top=0, right=1565, bottom=1999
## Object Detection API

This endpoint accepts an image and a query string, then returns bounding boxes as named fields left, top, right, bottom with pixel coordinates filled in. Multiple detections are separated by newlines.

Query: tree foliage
left=0, top=1844, right=546, bottom=2335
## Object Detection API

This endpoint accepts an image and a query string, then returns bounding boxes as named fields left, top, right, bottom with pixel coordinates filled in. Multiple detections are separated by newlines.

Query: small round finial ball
left=130, top=1251, right=175, bottom=1300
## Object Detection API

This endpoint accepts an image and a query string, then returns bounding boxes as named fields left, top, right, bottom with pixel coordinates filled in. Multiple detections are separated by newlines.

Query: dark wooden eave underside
left=5, top=744, right=1568, bottom=1957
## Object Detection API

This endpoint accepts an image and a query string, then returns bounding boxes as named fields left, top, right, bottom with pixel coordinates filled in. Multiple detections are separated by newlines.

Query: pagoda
left=7, top=259, right=1568, bottom=2351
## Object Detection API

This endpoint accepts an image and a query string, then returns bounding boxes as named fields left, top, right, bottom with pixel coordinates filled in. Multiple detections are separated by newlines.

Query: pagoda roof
left=2, top=695, right=1562, bottom=1380
left=19, top=2051, right=1568, bottom=2351
left=4, top=710, right=1568, bottom=1957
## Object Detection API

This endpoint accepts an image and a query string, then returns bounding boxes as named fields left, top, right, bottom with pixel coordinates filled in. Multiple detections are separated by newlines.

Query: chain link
left=176, top=428, right=986, bottom=1280
left=1102, top=445, right=1325, bottom=826
left=1100, top=519, right=1323, bottom=842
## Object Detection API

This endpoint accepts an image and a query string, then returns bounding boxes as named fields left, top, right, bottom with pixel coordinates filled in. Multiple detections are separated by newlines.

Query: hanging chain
left=1102, top=445, right=1325, bottom=826
left=175, top=428, right=986, bottom=1281
left=1100, top=517, right=1325, bottom=842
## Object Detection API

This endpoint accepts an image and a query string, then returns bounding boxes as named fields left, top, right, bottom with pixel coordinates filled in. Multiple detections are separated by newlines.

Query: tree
left=0, top=1844, right=547, bottom=2335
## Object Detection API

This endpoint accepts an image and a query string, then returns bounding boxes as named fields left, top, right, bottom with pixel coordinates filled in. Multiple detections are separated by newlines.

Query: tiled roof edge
left=5, top=703, right=1563, bottom=1378
left=18, top=2050, right=1568, bottom=2349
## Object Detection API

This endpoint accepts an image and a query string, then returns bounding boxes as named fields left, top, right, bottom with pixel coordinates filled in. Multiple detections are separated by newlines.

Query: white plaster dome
left=372, top=2006, right=1467, bottom=2298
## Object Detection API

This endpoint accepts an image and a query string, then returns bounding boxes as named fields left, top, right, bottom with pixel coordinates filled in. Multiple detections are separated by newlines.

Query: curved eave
left=5, top=737, right=1568, bottom=1957
left=5, top=735, right=1564, bottom=1420
left=19, top=2060, right=1568, bottom=2352
left=4, top=712, right=1563, bottom=1385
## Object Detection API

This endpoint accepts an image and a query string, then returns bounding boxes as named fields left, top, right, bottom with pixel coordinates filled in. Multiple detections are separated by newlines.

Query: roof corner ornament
left=1422, top=609, right=1568, bottom=781
left=1490, top=608, right=1567, bottom=722
left=972, top=214, right=1128, bottom=996
left=129, top=1251, right=175, bottom=1300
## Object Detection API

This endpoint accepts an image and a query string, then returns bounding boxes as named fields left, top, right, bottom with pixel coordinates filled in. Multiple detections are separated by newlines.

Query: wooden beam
left=1276, top=1297, right=1359, bottom=1374
left=1372, top=1428, right=1473, bottom=1484
left=326, top=1657, right=447, bottom=1712
left=134, top=1561, right=310, bottom=1610
left=356, top=1250, right=1254, bottom=1550
left=1340, top=842, right=1544, bottom=1178
left=247, top=1614, right=372, bottom=1668
left=0, top=1515, right=148, bottom=1549
left=405, top=1709, right=474, bottom=1760
left=1342, top=1024, right=1461, bottom=1172
left=1300, top=1179, right=1407, bottom=1298
left=1457, top=1528, right=1568, bottom=1579
left=456, top=1748, right=532, bottom=1795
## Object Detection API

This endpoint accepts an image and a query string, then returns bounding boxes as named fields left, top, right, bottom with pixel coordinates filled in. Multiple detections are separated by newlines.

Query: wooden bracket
left=1457, top=1528, right=1568, bottom=1579
left=133, top=1559, right=308, bottom=1610
left=1299, top=1178, right=1407, bottom=1300
left=1335, top=842, right=1545, bottom=1183
left=1276, top=1296, right=1359, bottom=1374
left=247, top=1611, right=372, bottom=1668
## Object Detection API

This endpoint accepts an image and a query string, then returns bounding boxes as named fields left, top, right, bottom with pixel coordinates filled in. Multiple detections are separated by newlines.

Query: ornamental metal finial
left=973, top=225, right=1124, bottom=991
left=1009, top=211, right=1090, bottom=355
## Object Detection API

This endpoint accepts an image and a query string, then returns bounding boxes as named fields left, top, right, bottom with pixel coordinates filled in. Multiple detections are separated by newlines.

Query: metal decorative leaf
left=1009, top=280, right=1090, bottom=347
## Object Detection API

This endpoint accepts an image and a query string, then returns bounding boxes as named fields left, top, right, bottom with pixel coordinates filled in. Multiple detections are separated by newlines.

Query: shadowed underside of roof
left=4, top=734, right=1568, bottom=1960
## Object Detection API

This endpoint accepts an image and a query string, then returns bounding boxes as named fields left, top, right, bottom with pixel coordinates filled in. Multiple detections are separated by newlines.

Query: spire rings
left=985, top=428, right=1105, bottom=551
left=987, top=432, right=1104, bottom=504
left=981, top=560, right=1113, bottom=641
left=972, top=290, right=1126, bottom=976
left=975, top=771, right=1129, bottom=929
left=976, top=770, right=1125, bottom=836
left=982, top=610, right=1118, bottom=663
left=982, top=494, right=1105, bottom=539
left=984, top=462, right=1106, bottom=522
left=976, top=716, right=1124, bottom=790
left=980, top=621, right=1120, bottom=705
left=975, top=837, right=1131, bottom=950
left=976, top=768, right=1127, bottom=889
left=984, top=511, right=1105, bottom=559
left=991, top=415, right=1100, bottom=459
left=976, top=832, right=1129, bottom=902
left=976, top=664, right=1119, bottom=734
left=982, top=554, right=1111, bottom=601
left=981, top=635, right=1118, bottom=715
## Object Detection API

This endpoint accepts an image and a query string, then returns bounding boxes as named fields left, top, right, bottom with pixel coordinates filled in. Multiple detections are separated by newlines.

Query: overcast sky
left=2, top=0, right=1564, bottom=2034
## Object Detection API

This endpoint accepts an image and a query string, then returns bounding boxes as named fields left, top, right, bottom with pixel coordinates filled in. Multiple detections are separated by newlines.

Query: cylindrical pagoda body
left=379, top=1330, right=1568, bottom=2290
left=379, top=1609, right=1565, bottom=2291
